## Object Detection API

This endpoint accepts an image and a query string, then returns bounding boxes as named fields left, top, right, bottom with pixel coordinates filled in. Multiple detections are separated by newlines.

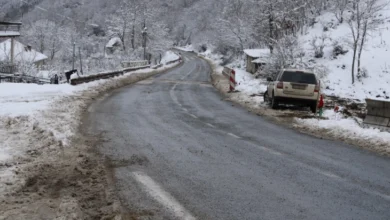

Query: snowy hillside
left=300, top=10, right=390, bottom=102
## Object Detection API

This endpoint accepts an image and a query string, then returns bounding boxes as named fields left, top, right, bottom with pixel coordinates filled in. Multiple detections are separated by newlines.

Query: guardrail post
left=364, top=99, right=390, bottom=130
left=229, top=70, right=236, bottom=92
left=222, top=67, right=236, bottom=92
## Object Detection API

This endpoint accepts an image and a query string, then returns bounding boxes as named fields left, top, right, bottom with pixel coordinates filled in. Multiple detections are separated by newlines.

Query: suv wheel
left=271, top=92, right=278, bottom=109
left=264, top=91, right=270, bottom=104
left=310, top=102, right=317, bottom=114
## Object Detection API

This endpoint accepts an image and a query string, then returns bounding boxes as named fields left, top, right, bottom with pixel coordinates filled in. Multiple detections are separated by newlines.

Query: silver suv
left=264, top=69, right=321, bottom=113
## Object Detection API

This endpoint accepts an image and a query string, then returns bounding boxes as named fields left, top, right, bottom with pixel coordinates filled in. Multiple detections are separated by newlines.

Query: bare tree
left=347, top=0, right=386, bottom=84
left=310, top=34, right=329, bottom=58
left=332, top=0, right=349, bottom=23
left=218, top=0, right=255, bottom=51
left=106, top=0, right=142, bottom=51
left=24, top=19, right=67, bottom=61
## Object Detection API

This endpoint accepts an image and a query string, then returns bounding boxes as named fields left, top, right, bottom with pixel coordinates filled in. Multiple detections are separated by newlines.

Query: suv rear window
left=280, top=71, right=317, bottom=84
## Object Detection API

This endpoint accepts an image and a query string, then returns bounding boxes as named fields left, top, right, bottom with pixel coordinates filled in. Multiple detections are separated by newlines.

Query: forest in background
left=1, top=0, right=388, bottom=84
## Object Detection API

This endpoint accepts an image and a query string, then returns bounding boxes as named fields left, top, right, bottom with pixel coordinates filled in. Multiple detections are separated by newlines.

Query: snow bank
left=161, top=51, right=179, bottom=64
left=235, top=69, right=267, bottom=95
left=295, top=110, right=390, bottom=155
left=0, top=83, right=83, bottom=117
left=0, top=80, right=104, bottom=166
left=0, top=60, right=181, bottom=181
left=175, top=45, right=194, bottom=52
left=300, top=11, right=390, bottom=101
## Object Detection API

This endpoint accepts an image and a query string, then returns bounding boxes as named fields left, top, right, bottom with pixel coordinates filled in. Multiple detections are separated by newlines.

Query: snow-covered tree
left=347, top=0, right=387, bottom=84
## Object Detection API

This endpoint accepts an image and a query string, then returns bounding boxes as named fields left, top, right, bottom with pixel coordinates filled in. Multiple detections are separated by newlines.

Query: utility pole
left=79, top=47, right=83, bottom=75
left=142, top=20, right=148, bottom=61
left=72, top=42, right=76, bottom=70
left=10, top=37, right=15, bottom=74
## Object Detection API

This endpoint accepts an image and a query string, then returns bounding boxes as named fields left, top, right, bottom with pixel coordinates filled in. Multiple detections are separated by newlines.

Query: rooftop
left=0, top=39, right=48, bottom=63
left=244, top=49, right=270, bottom=58
left=0, top=21, right=22, bottom=37
left=0, top=21, right=22, bottom=26
left=0, top=31, right=21, bottom=37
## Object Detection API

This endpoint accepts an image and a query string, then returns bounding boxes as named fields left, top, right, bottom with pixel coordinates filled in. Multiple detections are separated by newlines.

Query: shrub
left=357, top=67, right=369, bottom=81
left=314, top=64, right=329, bottom=80
left=311, top=35, right=329, bottom=59
left=333, top=45, right=349, bottom=57
left=315, top=50, right=324, bottom=58
left=199, top=44, right=207, bottom=53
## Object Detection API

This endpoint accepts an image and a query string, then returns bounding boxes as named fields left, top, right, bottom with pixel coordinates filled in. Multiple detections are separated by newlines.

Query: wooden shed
left=244, top=49, right=270, bottom=74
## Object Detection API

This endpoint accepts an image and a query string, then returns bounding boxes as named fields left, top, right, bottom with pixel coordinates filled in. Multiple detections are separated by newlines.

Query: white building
left=0, top=39, right=48, bottom=67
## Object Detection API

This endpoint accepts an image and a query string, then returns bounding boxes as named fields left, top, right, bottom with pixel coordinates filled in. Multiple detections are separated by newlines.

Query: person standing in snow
left=65, top=69, right=77, bottom=83
left=54, top=74, right=59, bottom=84
left=318, top=94, right=324, bottom=117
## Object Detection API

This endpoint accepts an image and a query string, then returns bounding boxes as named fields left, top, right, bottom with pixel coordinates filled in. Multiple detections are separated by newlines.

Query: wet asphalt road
left=86, top=52, right=390, bottom=220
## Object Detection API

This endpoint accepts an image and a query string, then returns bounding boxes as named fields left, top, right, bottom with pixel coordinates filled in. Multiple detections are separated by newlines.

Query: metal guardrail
left=71, top=53, right=182, bottom=86
left=70, top=65, right=151, bottom=85
left=363, top=99, right=390, bottom=131
left=121, top=60, right=149, bottom=68
left=152, top=64, right=163, bottom=69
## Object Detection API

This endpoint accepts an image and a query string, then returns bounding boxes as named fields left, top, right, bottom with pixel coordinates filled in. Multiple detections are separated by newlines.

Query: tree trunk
left=122, top=22, right=127, bottom=51
left=268, top=13, right=274, bottom=53
left=50, top=40, right=56, bottom=60
left=131, top=25, right=135, bottom=49
left=351, top=40, right=358, bottom=84
left=357, top=21, right=368, bottom=79
left=40, top=38, right=45, bottom=54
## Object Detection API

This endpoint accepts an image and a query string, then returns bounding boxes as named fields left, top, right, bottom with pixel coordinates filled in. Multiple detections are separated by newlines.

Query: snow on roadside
left=235, top=69, right=267, bottom=95
left=195, top=46, right=390, bottom=155
left=160, top=51, right=179, bottom=64
left=0, top=59, right=181, bottom=194
left=230, top=69, right=268, bottom=107
left=294, top=110, right=390, bottom=155
left=175, top=45, right=194, bottom=52
left=0, top=83, right=85, bottom=117
left=198, top=49, right=267, bottom=106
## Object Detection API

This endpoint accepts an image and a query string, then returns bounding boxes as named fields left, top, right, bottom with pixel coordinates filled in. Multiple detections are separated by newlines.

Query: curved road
left=86, top=52, right=390, bottom=220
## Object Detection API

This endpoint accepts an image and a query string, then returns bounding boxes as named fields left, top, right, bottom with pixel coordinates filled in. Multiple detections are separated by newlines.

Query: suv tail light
left=314, top=82, right=320, bottom=93
left=277, top=82, right=283, bottom=89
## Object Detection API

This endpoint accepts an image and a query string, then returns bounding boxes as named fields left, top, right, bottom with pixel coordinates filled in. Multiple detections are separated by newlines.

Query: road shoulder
left=202, top=56, right=390, bottom=157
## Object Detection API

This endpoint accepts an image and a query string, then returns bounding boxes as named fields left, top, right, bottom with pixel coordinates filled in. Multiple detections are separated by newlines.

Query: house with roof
left=0, top=39, right=48, bottom=68
left=244, top=49, right=270, bottom=74
left=105, top=37, right=123, bottom=56
left=0, top=21, right=22, bottom=74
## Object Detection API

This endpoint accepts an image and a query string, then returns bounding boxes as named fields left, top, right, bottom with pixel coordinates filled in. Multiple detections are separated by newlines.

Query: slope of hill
left=300, top=11, right=390, bottom=101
